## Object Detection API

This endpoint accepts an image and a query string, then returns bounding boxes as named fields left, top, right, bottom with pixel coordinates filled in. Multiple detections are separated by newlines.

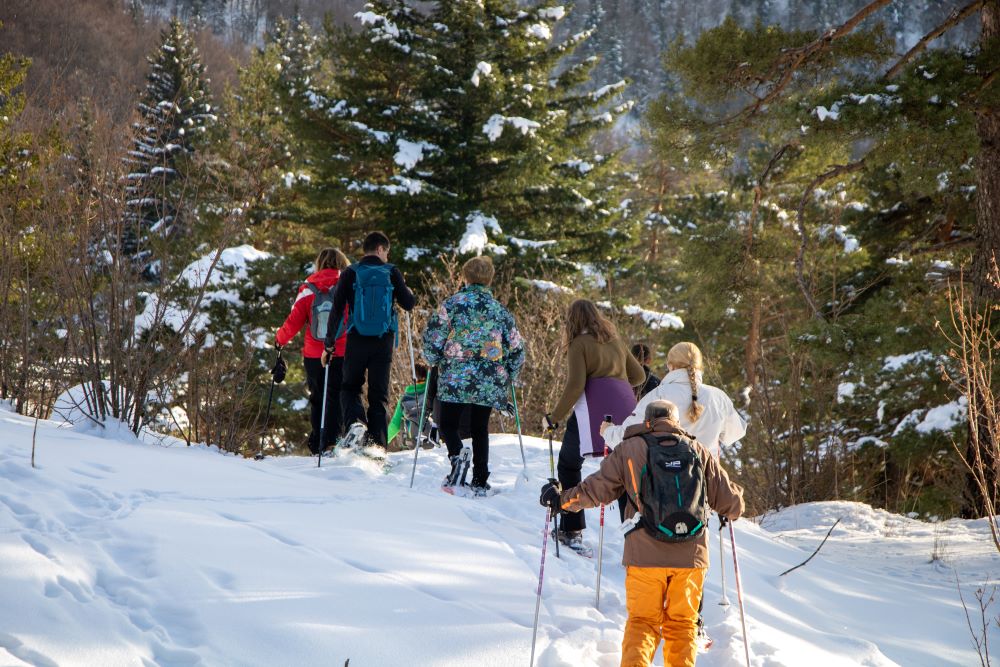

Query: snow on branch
left=538, top=6, right=566, bottom=21
left=590, top=80, right=627, bottom=100
left=471, top=62, right=493, bottom=87
left=394, top=138, right=438, bottom=170
left=459, top=211, right=503, bottom=255
left=482, top=115, right=540, bottom=142
left=621, top=305, right=684, bottom=330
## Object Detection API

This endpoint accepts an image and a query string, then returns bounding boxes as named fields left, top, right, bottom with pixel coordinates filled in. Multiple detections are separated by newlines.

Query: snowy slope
left=1, top=405, right=996, bottom=666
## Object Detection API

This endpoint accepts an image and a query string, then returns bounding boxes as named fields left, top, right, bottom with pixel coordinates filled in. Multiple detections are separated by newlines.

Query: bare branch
left=779, top=518, right=841, bottom=576
left=884, top=1, right=986, bottom=80
left=727, top=0, right=893, bottom=123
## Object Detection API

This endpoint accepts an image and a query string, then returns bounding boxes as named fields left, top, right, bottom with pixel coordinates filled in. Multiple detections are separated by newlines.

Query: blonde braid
left=686, top=365, right=705, bottom=423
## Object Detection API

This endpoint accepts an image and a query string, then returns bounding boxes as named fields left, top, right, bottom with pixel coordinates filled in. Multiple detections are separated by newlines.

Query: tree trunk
left=964, top=0, right=1000, bottom=518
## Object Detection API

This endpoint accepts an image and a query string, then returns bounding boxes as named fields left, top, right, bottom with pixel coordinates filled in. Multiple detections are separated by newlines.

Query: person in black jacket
left=631, top=342, right=661, bottom=399
left=323, top=231, right=415, bottom=447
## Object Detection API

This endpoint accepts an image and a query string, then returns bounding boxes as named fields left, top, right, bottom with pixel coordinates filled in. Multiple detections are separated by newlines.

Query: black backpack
left=632, top=433, right=708, bottom=542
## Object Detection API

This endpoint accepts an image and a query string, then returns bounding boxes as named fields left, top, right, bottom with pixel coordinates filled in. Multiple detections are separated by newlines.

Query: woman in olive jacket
left=542, top=299, right=645, bottom=555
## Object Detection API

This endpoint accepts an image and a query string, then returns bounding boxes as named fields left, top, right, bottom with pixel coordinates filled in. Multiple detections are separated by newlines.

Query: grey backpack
left=305, top=282, right=336, bottom=340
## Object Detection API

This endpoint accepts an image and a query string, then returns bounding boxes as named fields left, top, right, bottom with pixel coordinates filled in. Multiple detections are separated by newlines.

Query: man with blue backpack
left=324, top=231, right=415, bottom=448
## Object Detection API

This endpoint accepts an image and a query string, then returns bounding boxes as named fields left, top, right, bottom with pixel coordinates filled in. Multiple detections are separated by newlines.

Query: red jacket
left=276, top=269, right=348, bottom=358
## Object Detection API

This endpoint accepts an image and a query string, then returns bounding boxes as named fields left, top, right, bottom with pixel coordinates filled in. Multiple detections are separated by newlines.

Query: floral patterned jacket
left=422, top=284, right=525, bottom=409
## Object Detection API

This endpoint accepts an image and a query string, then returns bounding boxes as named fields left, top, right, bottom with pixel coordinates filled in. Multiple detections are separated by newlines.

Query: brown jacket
left=558, top=419, right=745, bottom=568
left=551, top=334, right=646, bottom=423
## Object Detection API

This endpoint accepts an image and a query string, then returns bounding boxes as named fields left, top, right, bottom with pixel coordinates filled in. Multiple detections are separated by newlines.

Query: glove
left=539, top=479, right=561, bottom=510
left=274, top=341, right=283, bottom=351
left=542, top=414, right=557, bottom=432
left=719, top=514, right=730, bottom=528
left=321, top=349, right=334, bottom=367
left=497, top=402, right=516, bottom=419
left=270, top=354, right=287, bottom=384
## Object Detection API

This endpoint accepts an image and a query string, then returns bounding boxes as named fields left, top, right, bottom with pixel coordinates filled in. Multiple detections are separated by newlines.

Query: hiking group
left=273, top=230, right=747, bottom=667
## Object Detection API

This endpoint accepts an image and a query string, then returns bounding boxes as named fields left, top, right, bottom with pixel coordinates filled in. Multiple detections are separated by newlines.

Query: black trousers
left=439, top=401, right=492, bottom=485
left=340, top=332, right=394, bottom=446
left=304, top=356, right=343, bottom=454
left=557, top=414, right=587, bottom=532
left=558, top=415, right=629, bottom=531
left=432, top=398, right=472, bottom=440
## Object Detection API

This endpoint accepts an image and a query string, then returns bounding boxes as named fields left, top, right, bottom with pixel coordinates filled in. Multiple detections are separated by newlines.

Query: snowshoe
left=696, top=626, right=713, bottom=653
left=553, top=529, right=594, bottom=558
left=337, top=422, right=367, bottom=450
left=469, top=472, right=495, bottom=498
left=442, top=447, right=471, bottom=494
left=470, top=482, right=497, bottom=498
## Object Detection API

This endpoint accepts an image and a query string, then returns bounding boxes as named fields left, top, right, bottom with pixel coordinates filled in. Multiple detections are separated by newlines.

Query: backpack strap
left=620, top=433, right=659, bottom=514
left=304, top=282, right=320, bottom=296
left=623, top=433, right=681, bottom=511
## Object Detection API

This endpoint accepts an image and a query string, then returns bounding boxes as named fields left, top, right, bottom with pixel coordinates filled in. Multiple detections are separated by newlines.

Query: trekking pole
left=255, top=349, right=282, bottom=461
left=409, top=366, right=434, bottom=488
left=729, top=521, right=751, bottom=667
left=317, top=360, right=331, bottom=469
left=594, top=443, right=609, bottom=609
left=405, top=312, right=418, bottom=385
left=712, top=443, right=730, bottom=606
left=545, top=417, right=559, bottom=559
left=509, top=381, right=529, bottom=481
left=404, top=312, right=420, bottom=450
left=719, top=514, right=730, bottom=606
left=529, top=507, right=553, bottom=667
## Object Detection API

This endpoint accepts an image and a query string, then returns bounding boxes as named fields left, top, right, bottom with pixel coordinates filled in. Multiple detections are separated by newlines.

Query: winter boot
left=339, top=421, right=367, bottom=449
left=470, top=472, right=493, bottom=498
left=442, top=447, right=471, bottom=490
left=553, top=529, right=594, bottom=558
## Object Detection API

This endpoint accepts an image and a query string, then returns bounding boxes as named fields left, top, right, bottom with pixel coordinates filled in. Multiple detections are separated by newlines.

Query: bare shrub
left=958, top=573, right=998, bottom=667
left=939, top=272, right=1000, bottom=549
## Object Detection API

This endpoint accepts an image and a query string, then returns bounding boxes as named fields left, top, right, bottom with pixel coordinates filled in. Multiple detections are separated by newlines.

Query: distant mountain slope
left=136, top=0, right=979, bottom=102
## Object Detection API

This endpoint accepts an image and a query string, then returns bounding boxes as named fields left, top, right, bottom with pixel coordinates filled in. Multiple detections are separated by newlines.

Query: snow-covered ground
left=1, top=404, right=996, bottom=666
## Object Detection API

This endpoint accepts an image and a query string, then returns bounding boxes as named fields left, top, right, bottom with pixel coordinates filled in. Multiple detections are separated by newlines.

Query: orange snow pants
left=621, top=566, right=706, bottom=667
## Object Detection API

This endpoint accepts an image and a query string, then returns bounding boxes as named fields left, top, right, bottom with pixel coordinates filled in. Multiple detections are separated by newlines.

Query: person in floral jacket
left=422, top=256, right=524, bottom=494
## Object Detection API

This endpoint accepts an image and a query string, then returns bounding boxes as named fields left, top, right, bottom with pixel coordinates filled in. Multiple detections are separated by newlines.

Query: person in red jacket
left=275, top=248, right=351, bottom=454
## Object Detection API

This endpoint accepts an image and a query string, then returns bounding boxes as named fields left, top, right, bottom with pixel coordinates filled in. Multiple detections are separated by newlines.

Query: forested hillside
left=129, top=0, right=980, bottom=103
left=0, top=0, right=997, bottom=525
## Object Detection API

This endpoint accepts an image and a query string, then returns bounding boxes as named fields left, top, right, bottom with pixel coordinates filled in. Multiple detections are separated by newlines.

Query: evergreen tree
left=0, top=41, right=30, bottom=187
left=271, top=0, right=635, bottom=277
left=641, top=7, right=993, bottom=516
left=124, top=18, right=217, bottom=278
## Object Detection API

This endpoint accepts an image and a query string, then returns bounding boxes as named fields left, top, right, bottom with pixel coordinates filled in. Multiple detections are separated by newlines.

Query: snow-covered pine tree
left=124, top=18, right=216, bottom=278
left=260, top=2, right=430, bottom=249
left=384, top=0, right=636, bottom=271
left=272, top=0, right=634, bottom=275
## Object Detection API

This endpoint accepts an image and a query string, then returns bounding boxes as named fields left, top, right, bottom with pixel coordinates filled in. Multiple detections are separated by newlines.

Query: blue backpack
left=349, top=263, right=397, bottom=337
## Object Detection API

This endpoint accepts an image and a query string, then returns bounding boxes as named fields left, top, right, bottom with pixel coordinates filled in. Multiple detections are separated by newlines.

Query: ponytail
left=668, top=341, right=706, bottom=424
left=686, top=365, right=705, bottom=423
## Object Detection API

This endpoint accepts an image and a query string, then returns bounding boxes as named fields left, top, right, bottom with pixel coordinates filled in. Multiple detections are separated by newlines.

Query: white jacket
left=603, top=369, right=746, bottom=454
